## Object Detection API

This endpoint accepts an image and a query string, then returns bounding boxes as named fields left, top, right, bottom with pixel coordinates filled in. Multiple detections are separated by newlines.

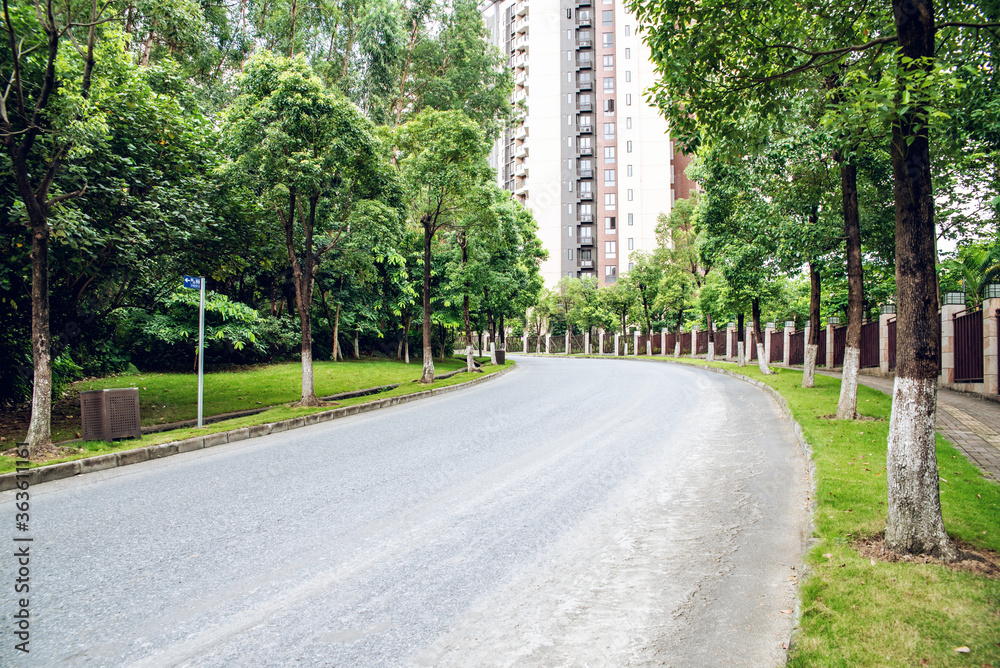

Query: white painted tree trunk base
left=466, top=345, right=475, bottom=373
left=756, top=343, right=772, bottom=374
left=737, top=342, right=746, bottom=367
left=837, top=346, right=861, bottom=419
left=886, top=376, right=958, bottom=560
left=421, top=345, right=435, bottom=383
left=674, top=342, right=680, bottom=358
left=489, top=342, right=497, bottom=365
left=298, top=348, right=320, bottom=405
left=707, top=342, right=714, bottom=362
left=802, top=344, right=817, bottom=388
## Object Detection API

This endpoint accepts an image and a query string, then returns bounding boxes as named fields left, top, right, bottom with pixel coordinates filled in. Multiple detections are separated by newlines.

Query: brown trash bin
left=495, top=350, right=506, bottom=365
left=80, top=388, right=141, bottom=442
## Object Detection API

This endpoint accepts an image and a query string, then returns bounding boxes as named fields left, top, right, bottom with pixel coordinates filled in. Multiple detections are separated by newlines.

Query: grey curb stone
left=30, top=461, right=81, bottom=485
left=78, top=453, right=118, bottom=474
left=203, top=432, right=229, bottom=448
left=0, top=363, right=515, bottom=492
left=228, top=428, right=250, bottom=443
left=118, top=448, right=150, bottom=467
left=149, top=442, right=179, bottom=459
left=176, top=436, right=205, bottom=453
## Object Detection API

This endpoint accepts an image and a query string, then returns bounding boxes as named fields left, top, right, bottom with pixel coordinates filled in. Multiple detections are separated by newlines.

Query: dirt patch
left=816, top=413, right=884, bottom=422
left=0, top=443, right=87, bottom=463
left=855, top=535, right=1000, bottom=579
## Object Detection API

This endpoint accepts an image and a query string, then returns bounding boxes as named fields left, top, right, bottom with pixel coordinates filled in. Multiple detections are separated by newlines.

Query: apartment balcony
left=514, top=17, right=529, bottom=33
left=578, top=259, right=594, bottom=268
left=577, top=79, right=592, bottom=91
left=514, top=125, right=528, bottom=140
left=514, top=184, right=529, bottom=197
left=515, top=71, right=528, bottom=87
left=576, top=60, right=592, bottom=71
left=515, top=162, right=528, bottom=177
left=578, top=15, right=591, bottom=27
left=578, top=213, right=593, bottom=223
left=578, top=236, right=594, bottom=246
left=513, top=89, right=528, bottom=105
left=514, top=35, right=528, bottom=52
left=515, top=144, right=528, bottom=158
left=576, top=38, right=592, bottom=49
left=578, top=144, right=593, bottom=156
left=576, top=0, right=592, bottom=7
left=576, top=123, right=593, bottom=134
left=512, top=53, right=528, bottom=69
left=515, top=0, right=528, bottom=16
left=578, top=168, right=592, bottom=178
left=578, top=102, right=592, bottom=112
left=577, top=191, right=593, bottom=201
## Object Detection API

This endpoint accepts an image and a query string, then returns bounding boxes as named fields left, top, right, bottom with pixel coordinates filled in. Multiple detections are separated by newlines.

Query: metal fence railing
left=955, top=308, right=984, bottom=383
left=832, top=325, right=847, bottom=367
left=860, top=321, right=880, bottom=368
left=769, top=330, right=784, bottom=363
left=789, top=330, right=804, bottom=365
left=696, top=331, right=709, bottom=355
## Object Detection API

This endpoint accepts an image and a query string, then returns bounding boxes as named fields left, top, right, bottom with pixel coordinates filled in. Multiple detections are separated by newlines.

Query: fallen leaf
left=75, top=432, right=81, bottom=439
left=870, top=559, right=876, bottom=566
left=780, top=609, right=792, bottom=614
left=823, top=553, right=832, bottom=559
left=955, top=646, right=970, bottom=653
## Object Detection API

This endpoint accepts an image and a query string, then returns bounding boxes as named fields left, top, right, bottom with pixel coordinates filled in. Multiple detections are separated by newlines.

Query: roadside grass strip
left=655, top=358, right=1000, bottom=666
left=0, top=358, right=510, bottom=475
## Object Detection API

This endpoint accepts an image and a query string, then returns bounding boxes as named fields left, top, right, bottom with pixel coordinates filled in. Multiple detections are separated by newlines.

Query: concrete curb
left=0, top=364, right=515, bottom=492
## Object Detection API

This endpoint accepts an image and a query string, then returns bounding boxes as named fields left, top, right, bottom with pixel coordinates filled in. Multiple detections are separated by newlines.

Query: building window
left=581, top=248, right=592, bottom=259
left=603, top=77, right=614, bottom=92
left=626, top=117, right=632, bottom=129
left=604, top=215, right=616, bottom=230
left=624, top=25, right=631, bottom=36
left=604, top=146, right=615, bottom=163
left=580, top=181, right=592, bottom=194
left=606, top=265, right=617, bottom=278
left=579, top=158, right=592, bottom=175
left=580, top=115, right=592, bottom=130
left=603, top=55, right=614, bottom=70
left=568, top=226, right=573, bottom=236
left=580, top=225, right=592, bottom=238
left=603, top=123, right=615, bottom=139
left=568, top=248, right=574, bottom=260
left=567, top=182, right=573, bottom=191
left=567, top=8, right=572, bottom=18
left=568, top=203, right=573, bottom=213
left=579, top=136, right=592, bottom=151
left=628, top=237, right=634, bottom=250
left=628, top=213, right=634, bottom=225
left=604, top=169, right=615, bottom=185
left=603, top=98, right=614, bottom=113
left=605, top=193, right=616, bottom=209
left=627, top=188, right=634, bottom=200
left=625, top=48, right=631, bottom=59
left=627, top=164, right=633, bottom=176
left=626, top=140, right=633, bottom=152
left=602, top=32, right=613, bottom=47
left=625, top=70, right=632, bottom=82
left=626, top=94, right=632, bottom=106
left=629, top=262, right=634, bottom=271
left=580, top=92, right=592, bottom=108
left=580, top=29, right=591, bottom=44
left=605, top=241, right=617, bottom=258
left=602, top=10, right=613, bottom=24
left=580, top=203, right=593, bottom=221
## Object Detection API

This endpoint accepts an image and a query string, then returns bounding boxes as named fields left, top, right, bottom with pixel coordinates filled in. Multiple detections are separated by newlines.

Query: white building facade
left=480, top=0, right=695, bottom=287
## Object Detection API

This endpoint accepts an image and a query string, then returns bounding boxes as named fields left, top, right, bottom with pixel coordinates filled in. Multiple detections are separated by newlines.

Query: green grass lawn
left=649, top=356, right=1000, bottom=667
left=0, top=357, right=509, bottom=471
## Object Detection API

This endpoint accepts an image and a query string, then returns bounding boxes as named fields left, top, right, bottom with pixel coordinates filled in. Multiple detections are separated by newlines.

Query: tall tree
left=394, top=109, right=492, bottom=383
left=222, top=53, right=402, bottom=404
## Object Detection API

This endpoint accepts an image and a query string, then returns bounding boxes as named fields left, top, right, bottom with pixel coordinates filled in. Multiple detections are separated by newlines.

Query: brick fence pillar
left=984, top=293, right=1000, bottom=395
left=940, top=295, right=965, bottom=384
left=599, top=329, right=605, bottom=355
left=879, top=309, right=894, bottom=374
left=633, top=330, right=639, bottom=356
left=764, top=323, right=774, bottom=363
left=826, top=320, right=837, bottom=368
left=783, top=321, right=794, bottom=366
left=691, top=325, right=699, bottom=358
left=614, top=332, right=620, bottom=356
left=585, top=331, right=590, bottom=355
left=726, top=323, right=735, bottom=359
left=545, top=334, right=551, bottom=355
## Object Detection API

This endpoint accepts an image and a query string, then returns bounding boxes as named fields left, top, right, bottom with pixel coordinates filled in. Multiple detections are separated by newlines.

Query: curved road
left=1, top=356, right=810, bottom=667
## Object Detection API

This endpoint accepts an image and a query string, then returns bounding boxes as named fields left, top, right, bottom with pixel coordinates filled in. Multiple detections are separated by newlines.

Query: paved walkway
left=820, top=370, right=1000, bottom=481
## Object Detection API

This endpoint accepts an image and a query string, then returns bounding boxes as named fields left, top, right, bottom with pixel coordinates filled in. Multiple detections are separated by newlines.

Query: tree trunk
left=804, top=260, right=821, bottom=388
left=737, top=312, right=746, bottom=367
left=294, top=276, right=318, bottom=405
left=320, top=291, right=340, bottom=362
left=461, top=234, right=475, bottom=372
left=836, top=154, right=864, bottom=419
left=439, top=322, right=446, bottom=362
left=25, top=219, right=53, bottom=454
left=420, top=215, right=435, bottom=383
left=752, top=298, right=772, bottom=374
left=404, top=316, right=411, bottom=364
left=885, top=0, right=956, bottom=560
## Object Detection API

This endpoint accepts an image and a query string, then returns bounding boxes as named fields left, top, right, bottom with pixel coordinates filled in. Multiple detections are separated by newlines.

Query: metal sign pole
left=197, top=277, right=205, bottom=428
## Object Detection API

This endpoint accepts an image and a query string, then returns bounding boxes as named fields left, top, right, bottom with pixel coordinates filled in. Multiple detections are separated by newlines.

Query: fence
left=769, top=330, right=784, bottom=363
left=860, top=321, right=880, bottom=368
left=954, top=309, right=984, bottom=383
left=714, top=330, right=726, bottom=353
left=569, top=334, right=586, bottom=354
left=527, top=334, right=541, bottom=353
left=638, top=334, right=661, bottom=355
left=748, top=332, right=758, bottom=361
left=679, top=332, right=692, bottom=355
left=696, top=331, right=709, bottom=355
left=666, top=332, right=677, bottom=353
left=832, top=325, right=847, bottom=367
left=788, top=330, right=804, bottom=365
left=507, top=337, right=523, bottom=352
left=550, top=336, right=566, bottom=354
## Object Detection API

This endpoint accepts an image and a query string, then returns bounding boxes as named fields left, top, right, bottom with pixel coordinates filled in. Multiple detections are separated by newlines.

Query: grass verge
left=0, top=357, right=510, bottom=474
left=652, top=356, right=1000, bottom=666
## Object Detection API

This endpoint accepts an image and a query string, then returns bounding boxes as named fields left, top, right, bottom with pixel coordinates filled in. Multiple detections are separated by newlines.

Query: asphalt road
left=0, top=356, right=810, bottom=667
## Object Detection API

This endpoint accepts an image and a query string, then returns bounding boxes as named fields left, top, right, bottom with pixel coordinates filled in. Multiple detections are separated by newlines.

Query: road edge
left=0, top=364, right=516, bottom=492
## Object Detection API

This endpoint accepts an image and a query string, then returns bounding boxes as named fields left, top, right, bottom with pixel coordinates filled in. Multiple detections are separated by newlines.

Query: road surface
left=1, top=356, right=810, bottom=667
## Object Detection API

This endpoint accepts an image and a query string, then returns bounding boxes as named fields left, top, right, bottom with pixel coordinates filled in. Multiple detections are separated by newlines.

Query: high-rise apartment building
left=481, top=0, right=695, bottom=287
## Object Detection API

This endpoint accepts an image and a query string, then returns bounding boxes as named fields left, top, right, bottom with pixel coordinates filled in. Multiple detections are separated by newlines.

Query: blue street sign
left=183, top=276, right=202, bottom=290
